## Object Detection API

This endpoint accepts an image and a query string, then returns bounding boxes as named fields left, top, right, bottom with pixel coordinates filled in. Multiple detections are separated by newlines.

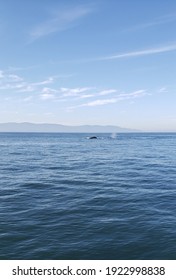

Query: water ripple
left=0, top=133, right=176, bottom=259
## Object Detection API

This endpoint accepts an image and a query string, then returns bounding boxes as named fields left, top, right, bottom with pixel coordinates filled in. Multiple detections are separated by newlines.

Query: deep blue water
left=0, top=132, right=176, bottom=260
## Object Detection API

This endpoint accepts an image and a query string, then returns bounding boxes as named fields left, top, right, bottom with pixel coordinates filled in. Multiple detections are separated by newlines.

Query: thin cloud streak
left=125, top=13, right=176, bottom=32
left=98, top=89, right=117, bottom=96
left=30, top=6, right=92, bottom=41
left=99, top=44, right=176, bottom=60
left=82, top=98, right=117, bottom=106
left=60, top=43, right=176, bottom=64
left=60, top=87, right=92, bottom=97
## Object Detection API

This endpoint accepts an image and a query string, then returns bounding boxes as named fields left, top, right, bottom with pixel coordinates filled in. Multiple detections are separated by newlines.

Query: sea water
left=0, top=132, right=176, bottom=259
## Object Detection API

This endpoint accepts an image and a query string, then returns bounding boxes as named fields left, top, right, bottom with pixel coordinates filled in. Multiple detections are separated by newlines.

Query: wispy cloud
left=0, top=70, right=93, bottom=102
left=118, top=90, right=147, bottom=98
left=0, top=68, right=149, bottom=111
left=31, top=77, right=54, bottom=86
left=126, top=13, right=176, bottom=32
left=0, top=71, right=25, bottom=90
left=99, top=44, right=176, bottom=60
left=18, top=85, right=35, bottom=92
left=8, top=74, right=23, bottom=82
left=30, top=5, right=92, bottom=41
left=60, top=87, right=92, bottom=97
left=82, top=98, right=117, bottom=107
left=41, top=87, right=58, bottom=94
left=158, top=87, right=168, bottom=93
left=70, top=89, right=148, bottom=108
left=40, top=93, right=55, bottom=100
left=79, top=94, right=94, bottom=99
left=0, top=71, right=23, bottom=84
left=98, top=89, right=117, bottom=96
left=0, top=70, right=55, bottom=93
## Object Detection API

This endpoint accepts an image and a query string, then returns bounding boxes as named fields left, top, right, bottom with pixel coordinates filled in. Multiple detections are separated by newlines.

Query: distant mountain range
left=0, top=122, right=139, bottom=133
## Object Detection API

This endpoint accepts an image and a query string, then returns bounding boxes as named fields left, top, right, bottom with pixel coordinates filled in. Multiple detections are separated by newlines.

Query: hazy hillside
left=0, top=122, right=139, bottom=133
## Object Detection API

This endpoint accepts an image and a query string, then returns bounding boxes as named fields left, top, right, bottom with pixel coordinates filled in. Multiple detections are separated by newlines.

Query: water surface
left=0, top=133, right=176, bottom=259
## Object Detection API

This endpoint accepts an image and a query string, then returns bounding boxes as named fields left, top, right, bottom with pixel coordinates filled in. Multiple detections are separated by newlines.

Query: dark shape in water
left=89, top=136, right=97, bottom=139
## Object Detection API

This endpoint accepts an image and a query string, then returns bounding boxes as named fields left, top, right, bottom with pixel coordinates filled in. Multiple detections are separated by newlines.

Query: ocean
left=0, top=132, right=176, bottom=260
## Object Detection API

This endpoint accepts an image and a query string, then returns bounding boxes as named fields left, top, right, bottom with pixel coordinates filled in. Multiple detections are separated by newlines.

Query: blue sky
left=0, top=0, right=176, bottom=131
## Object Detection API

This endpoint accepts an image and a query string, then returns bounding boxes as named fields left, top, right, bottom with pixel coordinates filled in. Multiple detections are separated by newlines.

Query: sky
left=0, top=0, right=176, bottom=131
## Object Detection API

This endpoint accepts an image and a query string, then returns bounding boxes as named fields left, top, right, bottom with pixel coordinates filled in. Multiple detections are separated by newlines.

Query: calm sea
left=0, top=132, right=176, bottom=260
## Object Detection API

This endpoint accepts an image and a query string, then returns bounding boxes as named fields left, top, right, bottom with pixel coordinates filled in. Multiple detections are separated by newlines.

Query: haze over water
left=0, top=132, right=176, bottom=260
